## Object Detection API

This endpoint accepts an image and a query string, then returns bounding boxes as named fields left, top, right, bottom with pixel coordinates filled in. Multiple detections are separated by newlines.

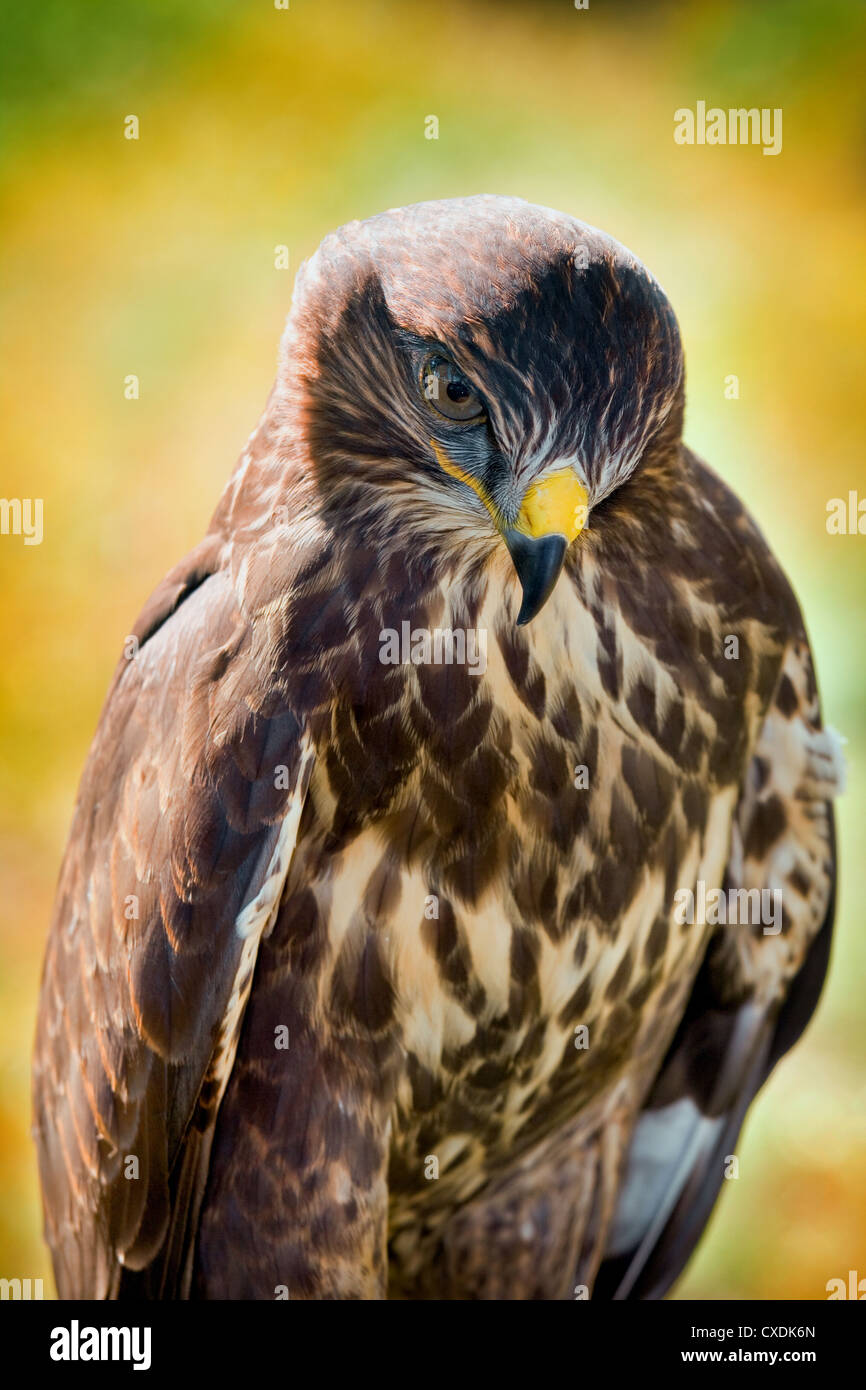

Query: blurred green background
left=1, top=0, right=864, bottom=1299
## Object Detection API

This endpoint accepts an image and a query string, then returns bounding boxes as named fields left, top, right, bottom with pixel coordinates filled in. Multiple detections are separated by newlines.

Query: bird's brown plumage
left=32, top=196, right=841, bottom=1299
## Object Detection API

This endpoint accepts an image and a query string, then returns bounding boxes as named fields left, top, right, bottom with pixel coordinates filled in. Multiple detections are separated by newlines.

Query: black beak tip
left=505, top=530, right=569, bottom=626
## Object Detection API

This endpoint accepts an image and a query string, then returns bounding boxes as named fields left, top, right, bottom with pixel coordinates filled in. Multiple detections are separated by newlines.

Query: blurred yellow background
left=1, top=0, right=864, bottom=1299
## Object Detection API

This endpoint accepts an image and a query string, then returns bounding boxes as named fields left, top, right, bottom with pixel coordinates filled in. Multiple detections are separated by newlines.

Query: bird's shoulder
left=679, top=445, right=805, bottom=636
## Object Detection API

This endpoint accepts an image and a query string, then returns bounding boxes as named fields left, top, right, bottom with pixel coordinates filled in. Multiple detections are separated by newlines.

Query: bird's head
left=279, top=195, right=684, bottom=624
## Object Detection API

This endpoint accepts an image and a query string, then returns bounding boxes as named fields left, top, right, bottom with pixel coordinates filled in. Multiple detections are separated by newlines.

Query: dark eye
left=421, top=355, right=486, bottom=423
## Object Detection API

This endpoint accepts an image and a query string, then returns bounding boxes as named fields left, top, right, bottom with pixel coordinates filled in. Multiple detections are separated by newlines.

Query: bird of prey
left=33, top=196, right=842, bottom=1300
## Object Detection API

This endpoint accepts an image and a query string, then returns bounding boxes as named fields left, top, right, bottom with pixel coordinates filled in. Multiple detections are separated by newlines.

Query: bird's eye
left=421, top=355, right=486, bottom=423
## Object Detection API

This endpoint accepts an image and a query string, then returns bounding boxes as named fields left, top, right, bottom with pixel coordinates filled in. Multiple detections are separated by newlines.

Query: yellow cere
left=431, top=442, right=588, bottom=543
left=516, top=469, right=588, bottom=542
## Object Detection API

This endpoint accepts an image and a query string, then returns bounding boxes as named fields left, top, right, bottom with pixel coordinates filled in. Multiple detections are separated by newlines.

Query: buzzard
left=33, top=196, right=842, bottom=1300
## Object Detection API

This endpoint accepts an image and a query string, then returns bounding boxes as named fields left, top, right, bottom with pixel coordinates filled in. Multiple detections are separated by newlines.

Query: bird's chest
left=311, top=575, right=734, bottom=1203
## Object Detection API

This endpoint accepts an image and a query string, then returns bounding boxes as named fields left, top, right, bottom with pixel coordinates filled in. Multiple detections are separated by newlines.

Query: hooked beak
left=501, top=529, right=569, bottom=625
left=502, top=468, right=589, bottom=624
left=430, top=440, right=588, bottom=626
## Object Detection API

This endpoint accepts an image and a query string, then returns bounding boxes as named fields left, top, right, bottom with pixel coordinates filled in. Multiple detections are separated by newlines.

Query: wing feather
left=598, top=637, right=841, bottom=1299
left=32, top=547, right=314, bottom=1297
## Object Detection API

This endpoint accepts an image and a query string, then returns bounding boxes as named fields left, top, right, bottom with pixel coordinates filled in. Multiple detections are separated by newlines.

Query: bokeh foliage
left=1, top=0, right=864, bottom=1299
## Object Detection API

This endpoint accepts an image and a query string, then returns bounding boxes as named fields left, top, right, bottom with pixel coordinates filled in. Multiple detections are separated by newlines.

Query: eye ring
left=420, top=354, right=486, bottom=424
